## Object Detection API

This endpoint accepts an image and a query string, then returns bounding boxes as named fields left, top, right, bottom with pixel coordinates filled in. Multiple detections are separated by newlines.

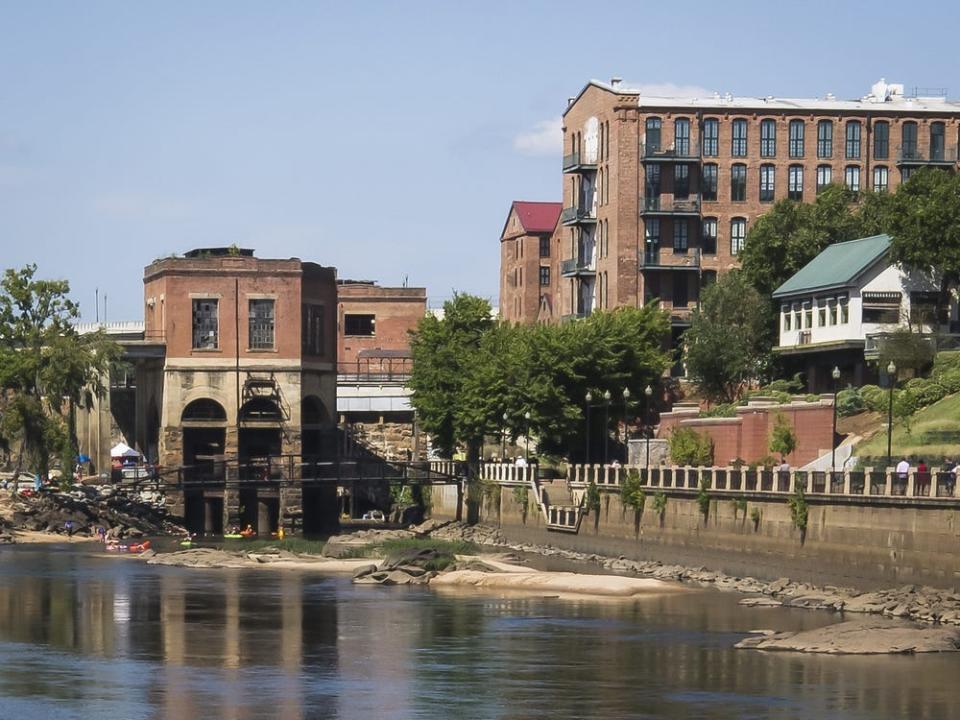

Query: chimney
left=610, top=76, right=622, bottom=89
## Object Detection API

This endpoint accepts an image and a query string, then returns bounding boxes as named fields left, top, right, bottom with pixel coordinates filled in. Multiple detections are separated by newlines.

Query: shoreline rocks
left=735, top=618, right=960, bottom=654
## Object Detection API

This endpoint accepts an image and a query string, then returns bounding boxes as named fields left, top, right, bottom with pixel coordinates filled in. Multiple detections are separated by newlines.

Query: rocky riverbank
left=736, top=619, right=960, bottom=654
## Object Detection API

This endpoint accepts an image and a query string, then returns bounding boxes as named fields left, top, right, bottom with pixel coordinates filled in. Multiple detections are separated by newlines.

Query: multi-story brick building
left=499, top=201, right=562, bottom=324
left=557, top=77, right=960, bottom=356
left=336, top=280, right=427, bottom=459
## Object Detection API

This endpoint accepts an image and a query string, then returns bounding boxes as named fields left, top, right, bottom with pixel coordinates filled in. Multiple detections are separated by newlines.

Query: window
left=828, top=300, right=838, bottom=325
left=702, top=118, right=719, bottom=156
left=731, top=119, right=748, bottom=157
left=702, top=218, right=717, bottom=254
left=788, top=165, right=803, bottom=201
left=844, top=165, right=861, bottom=192
left=873, top=166, right=889, bottom=193
left=793, top=303, right=802, bottom=330
left=783, top=306, right=792, bottom=332
left=539, top=236, right=550, bottom=257
left=759, top=164, right=775, bottom=202
left=673, top=220, right=688, bottom=252
left=840, top=297, right=849, bottom=324
left=674, top=118, right=691, bottom=155
left=863, top=306, right=900, bottom=324
left=302, top=304, right=325, bottom=355
left=760, top=119, right=776, bottom=157
left=902, top=121, right=918, bottom=159
left=674, top=164, right=690, bottom=199
left=817, top=120, right=833, bottom=158
left=672, top=275, right=688, bottom=307
left=845, top=121, right=861, bottom=159
left=930, top=121, right=946, bottom=161
left=817, top=301, right=826, bottom=327
left=816, top=164, right=832, bottom=194
left=901, top=166, right=914, bottom=184
left=803, top=301, right=813, bottom=329
left=645, top=117, right=661, bottom=153
left=874, top=121, right=889, bottom=159
left=730, top=218, right=746, bottom=256
left=344, top=313, right=375, bottom=336
left=731, top=163, right=747, bottom=201
left=644, top=219, right=660, bottom=262
left=702, top=164, right=718, bottom=201
left=248, top=299, right=275, bottom=350
left=645, top=164, right=661, bottom=208
left=539, top=266, right=550, bottom=286
left=192, top=299, right=219, bottom=350
left=789, top=120, right=805, bottom=157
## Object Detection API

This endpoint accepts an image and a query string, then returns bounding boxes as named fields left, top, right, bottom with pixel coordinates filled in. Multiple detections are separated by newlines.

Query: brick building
left=556, top=77, right=960, bottom=358
left=499, top=201, right=562, bottom=324
left=336, top=280, right=427, bottom=459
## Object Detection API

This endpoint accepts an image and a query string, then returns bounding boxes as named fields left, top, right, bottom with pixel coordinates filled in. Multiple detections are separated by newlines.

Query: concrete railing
left=481, top=463, right=537, bottom=484
left=554, top=463, right=960, bottom=502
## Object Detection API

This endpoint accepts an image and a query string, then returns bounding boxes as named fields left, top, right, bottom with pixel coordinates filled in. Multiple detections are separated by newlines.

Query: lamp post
left=886, top=360, right=896, bottom=470
left=524, top=411, right=531, bottom=462
left=644, top=385, right=653, bottom=472
left=622, top=387, right=631, bottom=462
left=501, top=411, right=508, bottom=461
left=603, top=390, right=611, bottom=464
left=585, top=392, right=592, bottom=464
left=831, top=366, right=841, bottom=473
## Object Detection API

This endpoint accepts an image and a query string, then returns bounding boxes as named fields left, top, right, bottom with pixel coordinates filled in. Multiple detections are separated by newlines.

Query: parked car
left=361, top=510, right=386, bottom=522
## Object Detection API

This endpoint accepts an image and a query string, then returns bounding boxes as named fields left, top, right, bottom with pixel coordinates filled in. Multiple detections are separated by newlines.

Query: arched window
left=730, top=218, right=747, bottom=256
left=845, top=120, right=861, bottom=159
left=760, top=119, right=776, bottom=157
left=759, top=164, right=776, bottom=202
left=182, top=399, right=227, bottom=422
left=701, top=218, right=718, bottom=255
left=645, top=117, right=662, bottom=154
left=239, top=398, right=283, bottom=422
left=816, top=165, right=832, bottom=194
left=901, top=121, right=918, bottom=160
left=702, top=118, right=719, bottom=156
left=873, top=121, right=889, bottom=159
left=731, top=163, right=747, bottom=202
left=732, top=119, right=748, bottom=157
left=788, top=165, right=803, bottom=201
left=817, top=120, right=833, bottom=158
left=873, top=166, right=889, bottom=193
left=930, top=121, right=946, bottom=161
left=789, top=120, right=805, bottom=158
left=674, top=118, right=691, bottom=156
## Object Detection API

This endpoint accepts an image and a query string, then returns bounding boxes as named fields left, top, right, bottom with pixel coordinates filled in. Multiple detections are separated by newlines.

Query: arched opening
left=180, top=399, right=227, bottom=479
left=238, top=397, right=283, bottom=479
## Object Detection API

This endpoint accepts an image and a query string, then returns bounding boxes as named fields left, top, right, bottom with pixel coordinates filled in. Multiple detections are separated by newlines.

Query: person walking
left=895, top=457, right=910, bottom=496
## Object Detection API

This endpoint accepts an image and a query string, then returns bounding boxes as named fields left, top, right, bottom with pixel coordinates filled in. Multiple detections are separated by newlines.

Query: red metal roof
left=511, top=201, right=561, bottom=234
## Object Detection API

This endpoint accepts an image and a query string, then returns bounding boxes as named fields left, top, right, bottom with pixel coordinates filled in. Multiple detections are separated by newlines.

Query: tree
left=408, top=293, right=494, bottom=458
left=885, top=168, right=960, bottom=318
left=0, top=265, right=120, bottom=479
left=668, top=426, right=714, bottom=466
left=768, top=413, right=797, bottom=463
left=683, top=270, right=774, bottom=402
left=739, top=185, right=864, bottom=300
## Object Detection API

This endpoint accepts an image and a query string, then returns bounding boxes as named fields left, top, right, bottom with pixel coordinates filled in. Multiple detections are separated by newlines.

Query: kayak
left=223, top=533, right=243, bottom=539
left=179, top=539, right=194, bottom=548
left=105, top=540, right=151, bottom=554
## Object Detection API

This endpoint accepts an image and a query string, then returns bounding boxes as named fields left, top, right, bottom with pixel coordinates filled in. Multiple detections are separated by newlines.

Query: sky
left=2, top=1, right=960, bottom=321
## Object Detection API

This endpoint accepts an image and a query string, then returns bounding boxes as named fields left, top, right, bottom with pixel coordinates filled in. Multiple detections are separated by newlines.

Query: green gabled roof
left=772, top=234, right=892, bottom=299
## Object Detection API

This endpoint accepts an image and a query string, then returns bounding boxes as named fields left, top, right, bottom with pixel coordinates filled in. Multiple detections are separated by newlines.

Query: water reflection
left=0, top=545, right=955, bottom=719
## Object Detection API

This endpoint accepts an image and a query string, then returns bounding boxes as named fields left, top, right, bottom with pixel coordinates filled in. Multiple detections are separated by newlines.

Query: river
left=0, top=544, right=954, bottom=719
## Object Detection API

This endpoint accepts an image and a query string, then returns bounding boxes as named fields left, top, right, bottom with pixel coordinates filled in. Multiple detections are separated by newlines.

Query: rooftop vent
left=610, top=76, right=622, bottom=89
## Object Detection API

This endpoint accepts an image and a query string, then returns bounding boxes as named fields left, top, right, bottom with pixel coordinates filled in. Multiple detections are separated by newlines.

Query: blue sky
left=2, top=1, right=959, bottom=320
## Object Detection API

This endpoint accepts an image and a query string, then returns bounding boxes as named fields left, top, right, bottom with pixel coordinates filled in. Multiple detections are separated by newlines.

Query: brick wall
left=336, top=283, right=426, bottom=365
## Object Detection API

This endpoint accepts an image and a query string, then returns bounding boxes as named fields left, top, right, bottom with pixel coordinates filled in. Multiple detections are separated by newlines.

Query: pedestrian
left=65, top=520, right=74, bottom=538
left=514, top=455, right=527, bottom=468
left=895, top=457, right=910, bottom=495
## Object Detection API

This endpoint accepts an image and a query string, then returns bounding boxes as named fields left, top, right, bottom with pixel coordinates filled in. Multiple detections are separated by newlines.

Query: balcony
left=562, top=151, right=597, bottom=173
left=641, top=195, right=701, bottom=216
left=642, top=248, right=701, bottom=271
left=560, top=205, right=597, bottom=226
left=640, top=143, right=701, bottom=162
left=896, top=145, right=958, bottom=166
left=560, top=258, right=596, bottom=277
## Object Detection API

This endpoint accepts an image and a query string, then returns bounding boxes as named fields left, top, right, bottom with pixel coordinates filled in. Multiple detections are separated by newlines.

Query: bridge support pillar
left=166, top=489, right=185, bottom=520
left=281, top=485, right=303, bottom=536
left=224, top=488, right=242, bottom=531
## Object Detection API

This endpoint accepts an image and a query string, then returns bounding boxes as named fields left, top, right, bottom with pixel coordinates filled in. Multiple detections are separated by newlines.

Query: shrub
left=652, top=491, right=668, bottom=517
left=905, top=377, right=948, bottom=408
left=749, top=506, right=761, bottom=529
left=787, top=486, right=808, bottom=533
left=936, top=368, right=960, bottom=394
left=701, top=403, right=737, bottom=418
left=585, top=480, right=601, bottom=513
left=696, top=476, right=710, bottom=521
left=804, top=393, right=820, bottom=402
left=621, top=470, right=646, bottom=513
left=763, top=373, right=804, bottom=394
left=732, top=496, right=748, bottom=517
left=836, top=387, right=864, bottom=417
left=933, top=350, right=960, bottom=377
left=669, top=427, right=714, bottom=466
left=768, top=413, right=797, bottom=462
left=749, top=454, right=779, bottom=469
left=893, top=388, right=920, bottom=432
left=859, top=384, right=886, bottom=412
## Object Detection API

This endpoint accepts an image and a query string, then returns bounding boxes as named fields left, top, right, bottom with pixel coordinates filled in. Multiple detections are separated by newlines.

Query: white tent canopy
left=110, top=442, right=140, bottom=458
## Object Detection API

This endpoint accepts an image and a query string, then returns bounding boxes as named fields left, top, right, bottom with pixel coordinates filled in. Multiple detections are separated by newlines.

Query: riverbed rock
left=739, top=597, right=783, bottom=608
left=735, top=618, right=960, bottom=654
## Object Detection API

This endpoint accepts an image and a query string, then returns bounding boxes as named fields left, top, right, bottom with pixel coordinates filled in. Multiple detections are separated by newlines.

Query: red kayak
left=105, top=540, right=151, bottom=554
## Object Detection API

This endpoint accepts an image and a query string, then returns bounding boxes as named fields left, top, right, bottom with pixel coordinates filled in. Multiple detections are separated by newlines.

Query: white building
left=773, top=234, right=953, bottom=389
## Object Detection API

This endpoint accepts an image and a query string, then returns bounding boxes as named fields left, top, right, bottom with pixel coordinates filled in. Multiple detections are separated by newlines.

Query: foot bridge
left=145, top=455, right=468, bottom=537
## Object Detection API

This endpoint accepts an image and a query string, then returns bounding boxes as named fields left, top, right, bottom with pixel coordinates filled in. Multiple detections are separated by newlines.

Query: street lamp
left=501, top=411, right=508, bottom=461
left=602, top=390, right=611, bottom=464
left=622, top=388, right=631, bottom=461
left=584, top=392, right=593, bottom=464
left=831, top=366, right=841, bottom=473
left=644, top=385, right=653, bottom=472
left=524, top=411, right=531, bottom=462
left=886, top=360, right=897, bottom=470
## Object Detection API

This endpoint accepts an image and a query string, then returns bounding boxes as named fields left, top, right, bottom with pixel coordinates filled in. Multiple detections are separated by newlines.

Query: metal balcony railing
left=560, top=258, right=596, bottom=276
left=642, top=247, right=701, bottom=269
left=560, top=206, right=596, bottom=225
left=640, top=143, right=701, bottom=160
left=896, top=145, right=959, bottom=164
left=642, top=195, right=701, bottom=214
left=562, top=151, right=597, bottom=172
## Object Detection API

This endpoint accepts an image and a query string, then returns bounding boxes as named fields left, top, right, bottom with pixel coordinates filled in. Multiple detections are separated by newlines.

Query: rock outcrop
left=735, top=618, right=960, bottom=654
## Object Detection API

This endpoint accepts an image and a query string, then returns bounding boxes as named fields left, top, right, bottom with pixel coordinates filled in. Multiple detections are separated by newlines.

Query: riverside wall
left=430, top=481, right=960, bottom=591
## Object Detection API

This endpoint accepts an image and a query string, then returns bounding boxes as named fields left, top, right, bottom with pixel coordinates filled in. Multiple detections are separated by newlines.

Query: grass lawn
left=855, top=392, right=960, bottom=465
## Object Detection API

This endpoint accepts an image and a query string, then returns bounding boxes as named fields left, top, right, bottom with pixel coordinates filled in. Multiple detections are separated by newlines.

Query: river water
left=0, top=544, right=955, bottom=720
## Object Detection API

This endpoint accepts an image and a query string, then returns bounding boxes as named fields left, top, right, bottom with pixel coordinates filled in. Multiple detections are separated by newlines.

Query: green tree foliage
left=684, top=271, right=773, bottom=402
left=668, top=427, right=714, bottom=466
left=876, top=328, right=936, bottom=374
left=585, top=479, right=601, bottom=514
left=835, top=387, right=865, bottom=417
left=621, top=470, right=647, bottom=513
left=408, top=293, right=494, bottom=458
left=696, top=476, right=711, bottom=521
left=739, top=185, right=866, bottom=300
left=410, top=298, right=671, bottom=459
left=885, top=168, right=960, bottom=315
left=768, top=413, right=797, bottom=462
left=0, top=265, right=120, bottom=478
